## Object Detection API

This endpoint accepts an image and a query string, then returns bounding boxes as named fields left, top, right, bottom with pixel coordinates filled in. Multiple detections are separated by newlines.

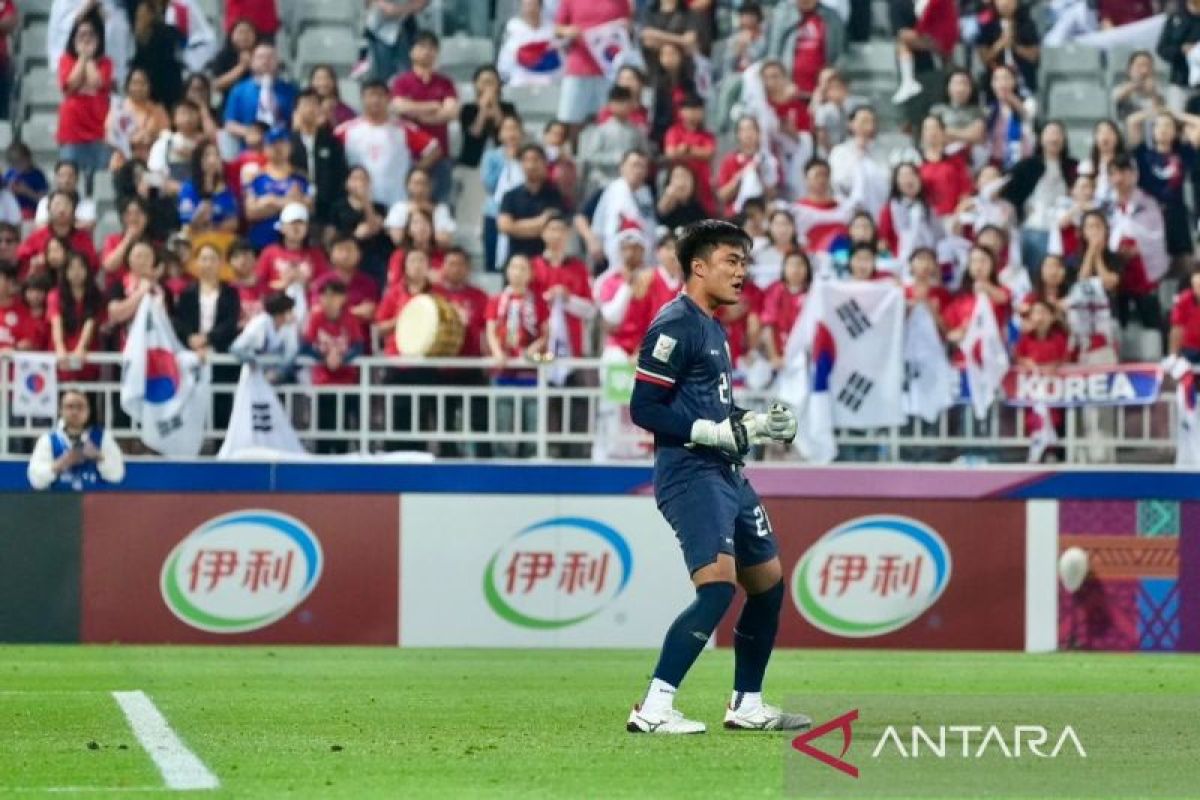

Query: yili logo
left=792, top=516, right=951, bottom=638
left=161, top=510, right=323, bottom=633
left=484, top=517, right=632, bottom=629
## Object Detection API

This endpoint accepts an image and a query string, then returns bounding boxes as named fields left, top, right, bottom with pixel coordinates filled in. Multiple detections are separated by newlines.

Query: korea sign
left=793, top=516, right=952, bottom=638
left=160, top=510, right=323, bottom=633
left=401, top=495, right=693, bottom=646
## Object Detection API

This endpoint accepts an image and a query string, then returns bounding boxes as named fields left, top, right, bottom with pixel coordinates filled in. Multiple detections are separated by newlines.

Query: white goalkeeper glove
left=690, top=417, right=751, bottom=457
left=740, top=403, right=798, bottom=444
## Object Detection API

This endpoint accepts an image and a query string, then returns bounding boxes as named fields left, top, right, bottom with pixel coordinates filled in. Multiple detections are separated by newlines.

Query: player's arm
left=733, top=402, right=798, bottom=445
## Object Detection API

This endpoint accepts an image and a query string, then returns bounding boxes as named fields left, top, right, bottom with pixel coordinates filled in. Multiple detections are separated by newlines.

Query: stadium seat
left=1040, top=44, right=1105, bottom=89
left=841, top=41, right=895, bottom=85
left=19, top=0, right=53, bottom=22
left=456, top=81, right=476, bottom=104
left=19, top=67, right=62, bottom=117
left=338, top=79, right=363, bottom=113
left=1067, top=126, right=1093, bottom=159
left=438, top=36, right=495, bottom=83
left=18, top=22, right=50, bottom=70
left=1046, top=82, right=1110, bottom=126
left=452, top=165, right=485, bottom=242
left=503, top=83, right=560, bottom=127
left=291, top=0, right=359, bottom=34
left=871, top=0, right=892, bottom=37
left=293, top=26, right=358, bottom=78
left=20, top=113, right=58, bottom=165
left=0, top=121, right=11, bottom=153
left=94, top=210, right=121, bottom=245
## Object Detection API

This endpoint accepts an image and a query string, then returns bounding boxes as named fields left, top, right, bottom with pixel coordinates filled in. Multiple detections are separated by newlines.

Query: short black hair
left=804, top=157, right=830, bottom=174
left=680, top=93, right=705, bottom=109
left=264, top=292, right=296, bottom=316
left=228, top=238, right=254, bottom=259
left=739, top=2, right=763, bottom=20
left=0, top=263, right=18, bottom=283
left=607, top=85, right=633, bottom=103
left=908, top=246, right=937, bottom=263
left=517, top=143, right=547, bottom=161
left=1110, top=153, right=1136, bottom=172
left=361, top=78, right=390, bottom=95
left=296, top=87, right=320, bottom=104
left=850, top=242, right=877, bottom=260
left=320, top=278, right=348, bottom=295
left=675, top=220, right=752, bottom=280
left=330, top=233, right=359, bottom=249
left=413, top=30, right=439, bottom=49
left=472, top=64, right=500, bottom=82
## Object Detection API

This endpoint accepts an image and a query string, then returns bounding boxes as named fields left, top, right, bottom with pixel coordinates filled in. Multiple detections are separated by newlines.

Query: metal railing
left=0, top=352, right=1180, bottom=463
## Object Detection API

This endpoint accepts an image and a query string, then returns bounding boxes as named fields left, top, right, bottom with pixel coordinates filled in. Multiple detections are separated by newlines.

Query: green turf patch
left=0, top=647, right=1196, bottom=798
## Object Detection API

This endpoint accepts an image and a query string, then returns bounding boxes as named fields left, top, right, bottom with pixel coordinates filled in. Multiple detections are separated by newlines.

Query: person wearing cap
left=498, top=144, right=569, bottom=263
left=245, top=127, right=313, bottom=251
left=254, top=201, right=329, bottom=324
left=593, top=221, right=657, bottom=359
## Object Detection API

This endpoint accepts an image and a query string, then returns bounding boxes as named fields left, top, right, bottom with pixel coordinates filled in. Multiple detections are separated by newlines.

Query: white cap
left=279, top=202, right=309, bottom=226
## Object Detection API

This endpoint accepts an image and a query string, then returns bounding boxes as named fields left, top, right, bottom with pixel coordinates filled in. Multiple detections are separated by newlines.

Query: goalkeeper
left=625, top=220, right=812, bottom=735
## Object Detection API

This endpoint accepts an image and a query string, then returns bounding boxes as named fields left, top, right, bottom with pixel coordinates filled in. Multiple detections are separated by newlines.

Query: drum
left=395, top=293, right=466, bottom=356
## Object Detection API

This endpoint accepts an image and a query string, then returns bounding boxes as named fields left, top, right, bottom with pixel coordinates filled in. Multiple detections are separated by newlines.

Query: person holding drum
left=486, top=253, right=549, bottom=459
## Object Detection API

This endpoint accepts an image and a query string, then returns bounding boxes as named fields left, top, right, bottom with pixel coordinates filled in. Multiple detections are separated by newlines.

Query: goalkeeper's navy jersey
left=634, top=294, right=739, bottom=487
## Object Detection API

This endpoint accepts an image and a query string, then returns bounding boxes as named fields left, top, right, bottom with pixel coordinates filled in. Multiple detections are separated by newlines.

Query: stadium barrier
left=0, top=464, right=1194, bottom=653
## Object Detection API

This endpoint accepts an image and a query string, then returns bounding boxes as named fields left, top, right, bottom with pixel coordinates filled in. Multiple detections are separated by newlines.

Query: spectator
left=663, top=94, right=716, bottom=214
left=331, top=167, right=393, bottom=289
left=0, top=221, right=16, bottom=265
left=21, top=274, right=52, bottom=352
left=0, top=0, right=14, bottom=119
left=641, top=0, right=712, bottom=65
left=245, top=128, right=313, bottom=251
left=387, top=207, right=445, bottom=282
left=811, top=67, right=864, bottom=153
left=847, top=241, right=883, bottom=281
left=593, top=226, right=654, bottom=358
left=364, top=0, right=426, bottom=83
left=976, top=0, right=1040, bottom=97
left=0, top=263, right=33, bottom=351
left=542, top=120, right=578, bottom=208
left=223, top=44, right=298, bottom=146
left=481, top=114, right=526, bottom=272
left=760, top=59, right=813, bottom=163
left=308, top=65, right=358, bottom=128
left=1157, top=0, right=1200, bottom=104
left=1080, top=119, right=1126, bottom=207
left=1113, top=51, right=1165, bottom=126
left=301, top=278, right=365, bottom=454
left=58, top=11, right=114, bottom=184
left=1001, top=120, right=1077, bottom=274
left=224, top=0, right=279, bottom=38
left=880, top=162, right=943, bottom=268
left=385, top=167, right=456, bottom=250
left=337, top=79, right=439, bottom=210
left=532, top=213, right=595, bottom=360
left=1055, top=172, right=1100, bottom=259
left=50, top=249, right=104, bottom=381
left=944, top=245, right=1012, bottom=359
left=183, top=73, right=221, bottom=141
left=27, top=390, right=124, bottom=492
left=0, top=169, right=18, bottom=225
left=1021, top=253, right=1072, bottom=324
left=178, top=140, right=239, bottom=240
left=828, top=106, right=888, bottom=217
left=553, top=0, right=632, bottom=129
left=289, top=88, right=348, bottom=231
left=768, top=0, right=845, bottom=100
left=4, top=143, right=48, bottom=221
left=657, top=163, right=707, bottom=232
left=148, top=101, right=204, bottom=192
left=985, top=65, right=1033, bottom=169
left=598, top=66, right=652, bottom=137
left=918, top=114, right=974, bottom=218
left=498, top=144, right=569, bottom=266
left=100, top=196, right=152, bottom=287
left=905, top=246, right=951, bottom=319
left=723, top=2, right=767, bottom=78
left=390, top=30, right=459, bottom=203
left=1107, top=154, right=1167, bottom=295
left=751, top=208, right=801, bottom=288
left=793, top=157, right=852, bottom=258
left=107, top=67, right=171, bottom=171
left=1015, top=298, right=1070, bottom=459
left=174, top=241, right=241, bottom=356
left=209, top=18, right=257, bottom=102
left=1127, top=107, right=1200, bottom=274
left=376, top=248, right=433, bottom=356
left=228, top=238, right=265, bottom=325
left=486, top=253, right=549, bottom=457
left=255, top=202, right=329, bottom=317
left=48, top=0, right=134, bottom=88
left=1046, top=0, right=1156, bottom=47
left=309, top=235, right=379, bottom=327
left=715, top=261, right=762, bottom=366
left=459, top=66, right=516, bottom=168
left=930, top=69, right=986, bottom=165
left=104, top=239, right=173, bottom=348
left=587, top=149, right=657, bottom=267
left=229, top=291, right=300, bottom=384
left=434, top=246, right=490, bottom=359
left=18, top=191, right=99, bottom=278
left=648, top=42, right=695, bottom=147
left=1170, top=270, right=1200, bottom=363
left=760, top=250, right=810, bottom=369
left=131, top=0, right=183, bottom=108
left=578, top=87, right=651, bottom=183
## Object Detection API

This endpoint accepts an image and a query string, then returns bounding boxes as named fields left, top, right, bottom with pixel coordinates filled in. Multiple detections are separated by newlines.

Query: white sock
left=731, top=690, right=763, bottom=712
left=641, top=678, right=676, bottom=715
left=898, top=52, right=916, bottom=86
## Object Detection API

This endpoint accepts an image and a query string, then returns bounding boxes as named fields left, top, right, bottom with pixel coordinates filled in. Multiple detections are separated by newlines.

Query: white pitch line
left=110, top=691, right=218, bottom=792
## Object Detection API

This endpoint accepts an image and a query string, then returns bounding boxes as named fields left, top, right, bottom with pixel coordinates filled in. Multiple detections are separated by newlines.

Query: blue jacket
left=223, top=75, right=299, bottom=130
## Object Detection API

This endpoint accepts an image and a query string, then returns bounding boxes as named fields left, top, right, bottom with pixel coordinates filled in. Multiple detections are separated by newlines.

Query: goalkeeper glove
left=690, top=417, right=751, bottom=457
left=740, top=403, right=798, bottom=444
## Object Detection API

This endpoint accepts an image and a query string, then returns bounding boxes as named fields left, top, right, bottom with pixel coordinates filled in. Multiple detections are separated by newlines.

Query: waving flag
left=120, top=294, right=210, bottom=456
left=582, top=19, right=637, bottom=83
left=1175, top=360, right=1200, bottom=466
left=498, top=30, right=564, bottom=86
left=903, top=303, right=957, bottom=423
left=218, top=364, right=304, bottom=459
left=12, top=353, right=57, bottom=418
left=961, top=296, right=1010, bottom=420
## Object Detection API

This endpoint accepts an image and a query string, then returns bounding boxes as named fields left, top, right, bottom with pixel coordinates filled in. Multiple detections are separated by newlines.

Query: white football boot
left=626, top=705, right=707, bottom=734
left=723, top=702, right=812, bottom=731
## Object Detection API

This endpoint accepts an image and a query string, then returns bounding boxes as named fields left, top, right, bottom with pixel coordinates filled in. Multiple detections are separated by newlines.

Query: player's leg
left=628, top=478, right=739, bottom=734
left=724, top=480, right=812, bottom=731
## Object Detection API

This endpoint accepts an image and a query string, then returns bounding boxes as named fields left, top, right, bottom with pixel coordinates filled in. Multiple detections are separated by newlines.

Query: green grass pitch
left=1, top=647, right=1198, bottom=799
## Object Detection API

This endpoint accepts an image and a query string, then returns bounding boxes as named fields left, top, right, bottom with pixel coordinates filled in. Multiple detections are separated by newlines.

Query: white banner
left=120, top=294, right=210, bottom=456
left=400, top=495, right=694, bottom=647
left=218, top=364, right=305, bottom=460
left=12, top=352, right=57, bottom=418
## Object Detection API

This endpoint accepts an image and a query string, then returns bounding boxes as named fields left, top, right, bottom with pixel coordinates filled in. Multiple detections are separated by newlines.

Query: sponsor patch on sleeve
left=652, top=333, right=678, bottom=363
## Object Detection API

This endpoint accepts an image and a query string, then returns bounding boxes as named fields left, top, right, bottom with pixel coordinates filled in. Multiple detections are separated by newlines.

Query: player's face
left=696, top=244, right=747, bottom=306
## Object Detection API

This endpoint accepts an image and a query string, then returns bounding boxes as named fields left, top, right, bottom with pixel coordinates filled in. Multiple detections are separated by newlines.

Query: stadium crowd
left=0, top=0, right=1198, bottom=457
